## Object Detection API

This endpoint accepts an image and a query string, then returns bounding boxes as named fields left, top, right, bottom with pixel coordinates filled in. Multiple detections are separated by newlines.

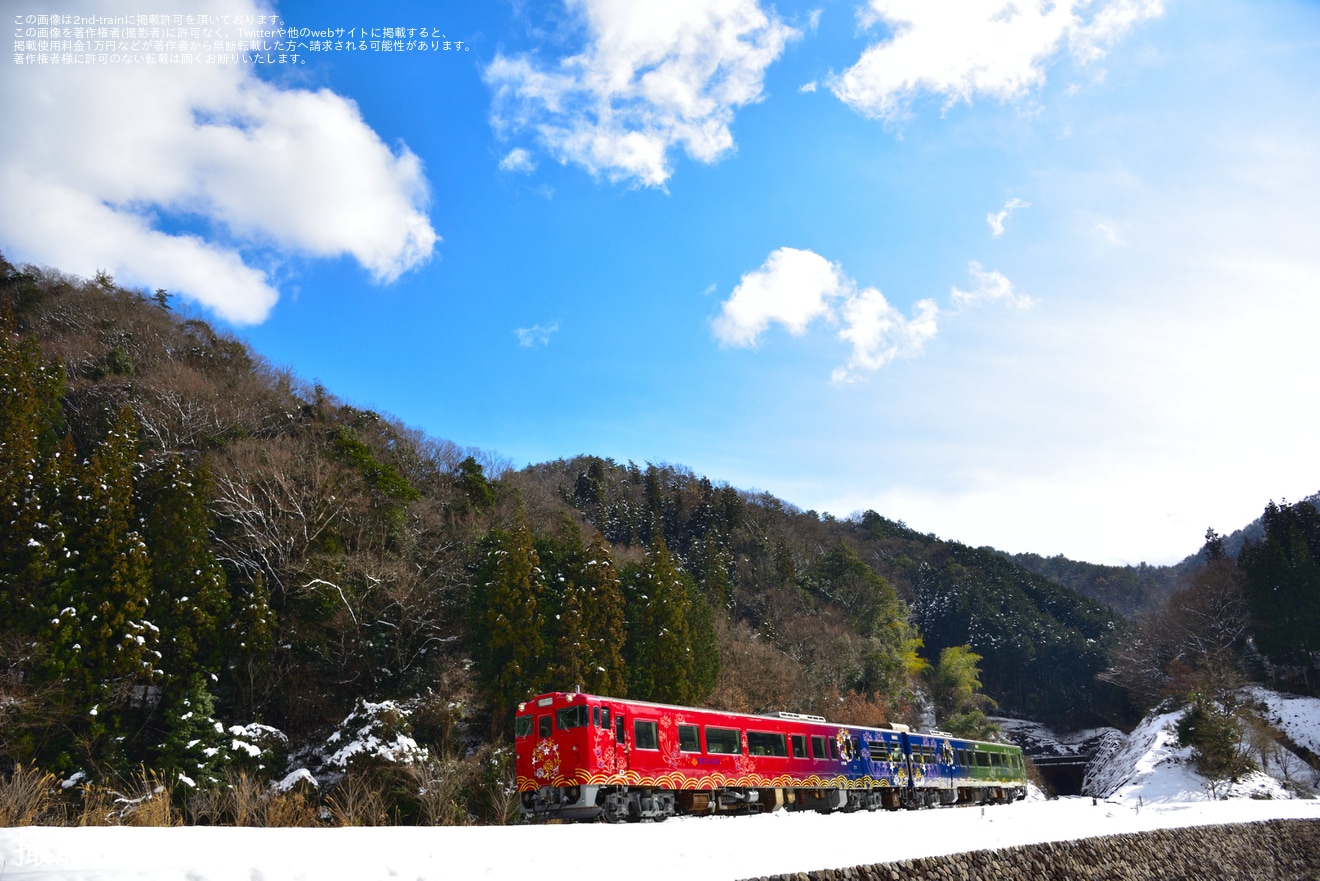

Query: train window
left=829, top=739, right=839, bottom=761
left=706, top=727, right=741, bottom=755
left=634, top=720, right=659, bottom=750
left=811, top=736, right=828, bottom=759
left=615, top=715, right=625, bottom=743
left=593, top=707, right=600, bottom=727
left=747, top=732, right=787, bottom=757
left=678, top=724, right=700, bottom=753
left=557, top=705, right=590, bottom=730
left=515, top=716, right=532, bottom=739
left=977, top=752, right=990, bottom=767
left=792, top=735, right=807, bottom=758
left=539, top=716, right=552, bottom=737
left=601, top=708, right=611, bottom=729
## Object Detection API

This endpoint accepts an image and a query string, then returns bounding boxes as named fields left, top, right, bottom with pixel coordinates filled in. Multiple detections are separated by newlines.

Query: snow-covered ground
left=1086, top=709, right=1224, bottom=802
left=1, top=797, right=1316, bottom=881
left=1249, top=687, right=1320, bottom=756
left=1084, top=695, right=1320, bottom=803
left=3, top=692, right=1317, bottom=881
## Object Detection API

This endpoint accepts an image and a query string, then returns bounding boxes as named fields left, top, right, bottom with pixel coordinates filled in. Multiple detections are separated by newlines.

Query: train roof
left=518, top=691, right=1019, bottom=751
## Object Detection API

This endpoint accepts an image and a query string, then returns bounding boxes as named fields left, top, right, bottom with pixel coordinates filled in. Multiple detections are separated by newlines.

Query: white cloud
left=951, top=260, right=1034, bottom=309
left=485, top=0, right=798, bottom=188
left=712, top=247, right=845, bottom=346
left=830, top=0, right=1163, bottom=120
left=714, top=247, right=1018, bottom=381
left=799, top=80, right=819, bottom=93
left=987, top=196, right=1030, bottom=236
left=515, top=322, right=561, bottom=347
left=1095, top=222, right=1126, bottom=245
left=831, top=290, right=939, bottom=382
left=0, top=0, right=436, bottom=324
left=499, top=148, right=538, bottom=174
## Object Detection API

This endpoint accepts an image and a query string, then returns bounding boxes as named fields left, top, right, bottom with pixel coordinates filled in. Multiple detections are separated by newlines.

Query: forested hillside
left=1009, top=492, right=1320, bottom=620
left=14, top=255, right=1319, bottom=823
left=509, top=461, right=1127, bottom=729
left=1007, top=554, right=1180, bottom=618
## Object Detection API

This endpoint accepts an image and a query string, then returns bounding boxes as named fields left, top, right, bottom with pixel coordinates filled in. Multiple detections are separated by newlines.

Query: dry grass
left=183, top=771, right=322, bottom=827
left=4, top=760, right=519, bottom=827
left=73, top=783, right=118, bottom=826
left=0, top=763, right=58, bottom=825
left=5, top=764, right=323, bottom=828
left=182, top=783, right=227, bottom=826
left=483, top=778, right=521, bottom=826
left=260, top=786, right=321, bottom=827
left=326, top=771, right=391, bottom=826
left=467, top=744, right=520, bottom=826
left=403, top=758, right=470, bottom=826
left=224, top=771, right=267, bottom=827
left=114, top=769, right=181, bottom=827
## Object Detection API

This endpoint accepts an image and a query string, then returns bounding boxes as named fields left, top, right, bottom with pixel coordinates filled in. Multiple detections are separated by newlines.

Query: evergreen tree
left=577, top=531, right=627, bottom=697
left=27, top=407, right=159, bottom=769
left=1175, top=689, right=1256, bottom=798
left=0, top=307, right=66, bottom=632
left=688, top=536, right=734, bottom=608
left=1239, top=500, right=1320, bottom=667
left=50, top=408, right=158, bottom=700
left=456, top=456, right=496, bottom=511
left=685, top=589, right=720, bottom=703
left=532, top=521, right=587, bottom=692
left=0, top=310, right=72, bottom=764
left=624, top=534, right=696, bottom=705
left=806, top=543, right=919, bottom=705
left=534, top=525, right=629, bottom=697
left=549, top=556, right=589, bottom=692
left=470, top=520, right=545, bottom=734
left=808, top=544, right=903, bottom=639
left=225, top=569, right=275, bottom=722
left=137, top=454, right=230, bottom=686
left=157, top=674, right=230, bottom=787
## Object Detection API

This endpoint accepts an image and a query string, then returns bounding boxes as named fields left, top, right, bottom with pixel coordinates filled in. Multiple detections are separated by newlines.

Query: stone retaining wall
left=742, top=818, right=1320, bottom=881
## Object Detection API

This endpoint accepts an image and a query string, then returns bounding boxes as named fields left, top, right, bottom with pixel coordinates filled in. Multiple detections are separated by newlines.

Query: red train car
left=515, top=691, right=1027, bottom=822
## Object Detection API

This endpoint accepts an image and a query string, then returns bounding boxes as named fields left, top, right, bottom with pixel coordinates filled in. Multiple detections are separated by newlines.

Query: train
left=515, top=690, right=1027, bottom=822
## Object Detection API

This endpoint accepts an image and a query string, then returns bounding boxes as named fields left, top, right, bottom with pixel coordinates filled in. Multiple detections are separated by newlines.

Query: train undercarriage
left=519, top=782, right=1027, bottom=823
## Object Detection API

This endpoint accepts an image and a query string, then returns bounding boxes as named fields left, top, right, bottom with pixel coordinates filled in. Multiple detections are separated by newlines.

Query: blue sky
left=4, top=0, right=1319, bottom=564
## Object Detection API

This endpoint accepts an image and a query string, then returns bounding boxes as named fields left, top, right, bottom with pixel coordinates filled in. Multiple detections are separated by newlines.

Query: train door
left=898, top=732, right=915, bottom=794
left=597, top=704, right=618, bottom=775
left=609, top=704, right=628, bottom=775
